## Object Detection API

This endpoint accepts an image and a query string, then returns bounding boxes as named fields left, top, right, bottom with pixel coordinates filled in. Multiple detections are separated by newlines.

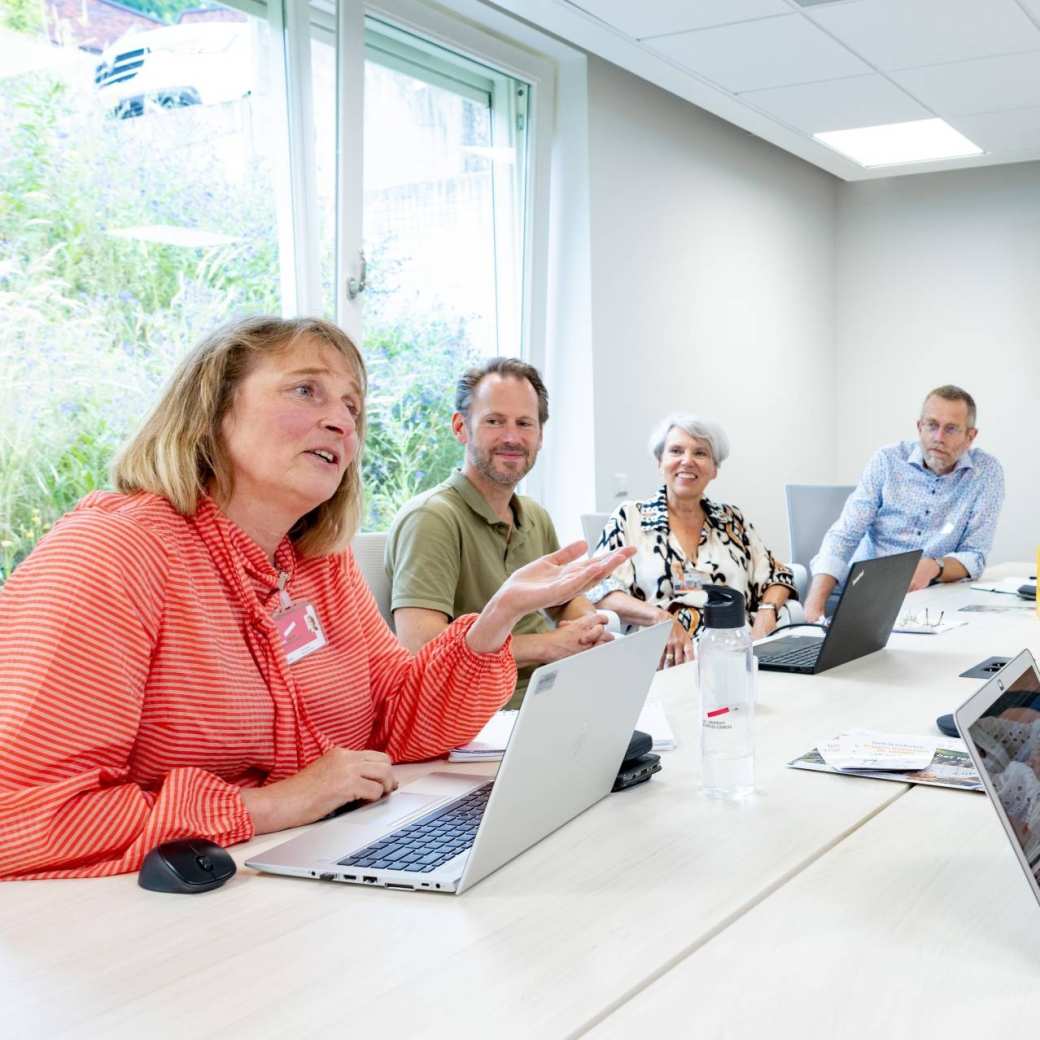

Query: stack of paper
left=815, top=732, right=936, bottom=771
left=449, top=700, right=676, bottom=763
left=448, top=711, right=519, bottom=762
left=789, top=729, right=982, bottom=792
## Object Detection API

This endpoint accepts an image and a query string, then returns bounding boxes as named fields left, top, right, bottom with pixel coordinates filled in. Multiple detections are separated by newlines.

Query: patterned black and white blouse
left=588, top=486, right=797, bottom=635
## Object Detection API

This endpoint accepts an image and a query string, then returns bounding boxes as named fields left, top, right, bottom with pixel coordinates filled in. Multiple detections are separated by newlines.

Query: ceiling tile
left=807, top=0, right=1040, bottom=71
left=740, top=74, right=931, bottom=134
left=567, top=0, right=790, bottom=40
left=892, top=51, right=1040, bottom=116
left=947, top=106, right=1040, bottom=156
left=645, top=15, right=870, bottom=93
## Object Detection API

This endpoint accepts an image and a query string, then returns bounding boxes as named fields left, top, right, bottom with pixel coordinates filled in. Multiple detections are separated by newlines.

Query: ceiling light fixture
left=813, top=118, right=983, bottom=168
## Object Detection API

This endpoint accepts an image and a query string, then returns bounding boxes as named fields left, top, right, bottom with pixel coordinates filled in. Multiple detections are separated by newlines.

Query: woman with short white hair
left=588, top=413, right=796, bottom=668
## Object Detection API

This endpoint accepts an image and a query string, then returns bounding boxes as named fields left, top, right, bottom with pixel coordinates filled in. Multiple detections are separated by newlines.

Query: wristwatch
left=931, top=557, right=946, bottom=584
left=758, top=603, right=779, bottom=615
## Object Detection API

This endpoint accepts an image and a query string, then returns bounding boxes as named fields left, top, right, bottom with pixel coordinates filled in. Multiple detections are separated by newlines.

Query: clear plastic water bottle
left=698, top=587, right=756, bottom=799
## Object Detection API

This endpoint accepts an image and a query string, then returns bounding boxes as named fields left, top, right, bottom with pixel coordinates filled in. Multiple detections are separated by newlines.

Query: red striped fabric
left=0, top=492, right=515, bottom=879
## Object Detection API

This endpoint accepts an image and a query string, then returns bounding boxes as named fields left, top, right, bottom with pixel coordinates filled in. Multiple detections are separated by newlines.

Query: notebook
left=449, top=698, right=676, bottom=762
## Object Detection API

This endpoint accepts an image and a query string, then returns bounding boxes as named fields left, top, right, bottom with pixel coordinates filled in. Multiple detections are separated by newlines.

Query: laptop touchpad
left=339, top=792, right=435, bottom=829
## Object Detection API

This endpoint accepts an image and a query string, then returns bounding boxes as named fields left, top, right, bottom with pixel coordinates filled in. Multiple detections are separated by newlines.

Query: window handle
left=347, top=251, right=367, bottom=300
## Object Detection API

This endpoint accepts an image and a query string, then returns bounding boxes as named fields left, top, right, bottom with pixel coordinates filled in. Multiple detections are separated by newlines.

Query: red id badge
left=273, top=601, right=328, bottom=664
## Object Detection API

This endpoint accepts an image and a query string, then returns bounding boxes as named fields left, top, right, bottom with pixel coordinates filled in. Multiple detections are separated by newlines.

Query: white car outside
left=93, top=21, right=257, bottom=118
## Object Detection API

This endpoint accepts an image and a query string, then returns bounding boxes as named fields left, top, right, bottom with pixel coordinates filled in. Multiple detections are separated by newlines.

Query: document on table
left=789, top=729, right=982, bottom=791
left=450, top=700, right=676, bottom=762
left=816, top=732, right=936, bottom=771
left=970, top=577, right=1032, bottom=595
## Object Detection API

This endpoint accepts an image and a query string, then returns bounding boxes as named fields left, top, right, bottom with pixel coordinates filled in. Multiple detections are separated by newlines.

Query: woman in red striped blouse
left=0, top=317, right=632, bottom=879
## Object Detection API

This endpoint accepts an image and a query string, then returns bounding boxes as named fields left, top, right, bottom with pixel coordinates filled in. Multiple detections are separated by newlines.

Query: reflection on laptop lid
left=956, top=649, right=1040, bottom=910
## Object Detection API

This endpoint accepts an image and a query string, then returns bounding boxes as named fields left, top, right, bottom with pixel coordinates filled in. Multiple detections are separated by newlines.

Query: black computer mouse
left=138, top=839, right=236, bottom=894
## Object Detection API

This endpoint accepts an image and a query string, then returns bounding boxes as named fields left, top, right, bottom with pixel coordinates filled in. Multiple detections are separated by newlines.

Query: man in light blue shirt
left=805, top=385, right=1004, bottom=622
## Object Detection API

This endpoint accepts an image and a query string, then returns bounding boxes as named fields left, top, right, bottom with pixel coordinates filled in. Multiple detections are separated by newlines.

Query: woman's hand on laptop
left=467, top=542, right=637, bottom=655
left=240, top=749, right=398, bottom=835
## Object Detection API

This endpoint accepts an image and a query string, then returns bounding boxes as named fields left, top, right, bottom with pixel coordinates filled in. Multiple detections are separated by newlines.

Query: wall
left=833, top=162, right=1040, bottom=563
left=540, top=48, right=597, bottom=545
left=583, top=57, right=839, bottom=555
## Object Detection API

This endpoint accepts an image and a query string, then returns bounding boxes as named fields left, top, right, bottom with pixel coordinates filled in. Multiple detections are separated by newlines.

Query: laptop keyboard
left=337, top=781, right=493, bottom=874
left=759, top=643, right=822, bottom=668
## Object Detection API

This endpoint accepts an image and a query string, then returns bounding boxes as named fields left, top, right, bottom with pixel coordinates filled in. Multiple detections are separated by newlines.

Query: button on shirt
left=811, top=441, right=1004, bottom=585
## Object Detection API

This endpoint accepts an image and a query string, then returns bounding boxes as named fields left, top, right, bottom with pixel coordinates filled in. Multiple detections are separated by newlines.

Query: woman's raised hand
left=467, top=541, right=636, bottom=655
left=498, top=541, right=636, bottom=617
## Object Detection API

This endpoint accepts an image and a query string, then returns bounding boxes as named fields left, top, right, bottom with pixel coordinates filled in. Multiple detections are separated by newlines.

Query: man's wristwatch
left=930, top=557, right=946, bottom=584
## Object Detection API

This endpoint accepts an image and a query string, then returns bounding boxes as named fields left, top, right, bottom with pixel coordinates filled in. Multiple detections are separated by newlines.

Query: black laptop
left=754, top=549, right=922, bottom=674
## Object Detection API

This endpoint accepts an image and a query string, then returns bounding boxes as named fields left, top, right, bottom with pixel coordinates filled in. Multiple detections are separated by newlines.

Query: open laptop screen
left=967, top=663, right=1040, bottom=880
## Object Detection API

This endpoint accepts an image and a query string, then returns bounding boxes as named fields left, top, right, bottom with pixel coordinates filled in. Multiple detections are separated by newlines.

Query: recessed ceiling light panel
left=812, top=118, right=984, bottom=168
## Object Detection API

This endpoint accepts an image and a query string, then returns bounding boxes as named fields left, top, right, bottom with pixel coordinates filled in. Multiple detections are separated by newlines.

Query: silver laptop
left=247, top=621, right=670, bottom=894
left=956, top=648, right=1040, bottom=910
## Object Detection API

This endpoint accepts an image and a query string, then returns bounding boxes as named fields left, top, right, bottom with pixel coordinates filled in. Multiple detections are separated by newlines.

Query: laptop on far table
left=956, top=649, right=1040, bottom=910
left=246, top=621, right=671, bottom=894
left=754, top=549, right=921, bottom=675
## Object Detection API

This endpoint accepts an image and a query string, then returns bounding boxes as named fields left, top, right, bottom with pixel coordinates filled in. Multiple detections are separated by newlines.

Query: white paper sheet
left=449, top=700, right=676, bottom=762
left=970, top=577, right=1032, bottom=596
left=816, top=730, right=936, bottom=772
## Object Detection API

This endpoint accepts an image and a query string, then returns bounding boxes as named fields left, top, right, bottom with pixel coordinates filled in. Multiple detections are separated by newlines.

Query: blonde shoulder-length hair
left=112, top=315, right=367, bottom=557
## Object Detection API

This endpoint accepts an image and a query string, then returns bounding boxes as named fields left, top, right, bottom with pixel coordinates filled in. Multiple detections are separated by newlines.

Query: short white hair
left=648, top=413, right=730, bottom=467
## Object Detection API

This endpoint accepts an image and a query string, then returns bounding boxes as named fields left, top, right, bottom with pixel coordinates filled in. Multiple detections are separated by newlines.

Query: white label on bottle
left=704, top=704, right=739, bottom=730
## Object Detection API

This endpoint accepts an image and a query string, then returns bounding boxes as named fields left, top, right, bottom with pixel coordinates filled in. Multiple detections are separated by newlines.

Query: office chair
left=580, top=512, right=611, bottom=555
left=784, top=483, right=856, bottom=604
left=351, top=531, right=393, bottom=629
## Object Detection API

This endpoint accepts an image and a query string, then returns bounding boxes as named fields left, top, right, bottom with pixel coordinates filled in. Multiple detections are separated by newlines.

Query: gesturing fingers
left=553, top=547, right=636, bottom=596
left=545, top=540, right=591, bottom=568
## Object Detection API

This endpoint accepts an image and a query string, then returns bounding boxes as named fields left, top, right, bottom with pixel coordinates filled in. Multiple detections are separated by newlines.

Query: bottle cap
left=702, top=586, right=746, bottom=629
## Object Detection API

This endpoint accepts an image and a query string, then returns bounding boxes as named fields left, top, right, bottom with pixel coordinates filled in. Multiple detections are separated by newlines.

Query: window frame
left=361, top=14, right=534, bottom=359
left=211, top=0, right=557, bottom=487
left=362, top=0, right=554, bottom=368
left=229, top=0, right=555, bottom=358
left=359, top=0, right=556, bottom=501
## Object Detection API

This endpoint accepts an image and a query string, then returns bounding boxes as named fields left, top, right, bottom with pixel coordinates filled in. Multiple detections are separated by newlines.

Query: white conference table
left=1, top=567, right=1037, bottom=1039
left=591, top=567, right=1040, bottom=1040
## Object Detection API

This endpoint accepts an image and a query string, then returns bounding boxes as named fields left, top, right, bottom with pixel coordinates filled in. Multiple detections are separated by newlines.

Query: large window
left=0, top=0, right=294, bottom=578
left=0, top=0, right=542, bottom=579
left=360, top=18, right=531, bottom=529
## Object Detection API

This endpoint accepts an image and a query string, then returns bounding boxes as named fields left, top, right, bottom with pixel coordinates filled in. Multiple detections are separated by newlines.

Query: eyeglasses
left=897, top=608, right=946, bottom=629
left=919, top=420, right=967, bottom=437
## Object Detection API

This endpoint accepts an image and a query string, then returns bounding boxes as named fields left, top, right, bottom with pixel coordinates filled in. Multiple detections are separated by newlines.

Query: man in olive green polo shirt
left=385, top=357, right=610, bottom=708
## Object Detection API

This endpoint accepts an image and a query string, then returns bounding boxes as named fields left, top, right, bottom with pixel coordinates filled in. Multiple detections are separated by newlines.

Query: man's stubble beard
left=469, top=443, right=537, bottom=488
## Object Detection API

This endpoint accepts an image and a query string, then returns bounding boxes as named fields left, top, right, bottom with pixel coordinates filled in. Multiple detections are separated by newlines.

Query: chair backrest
left=784, top=484, right=857, bottom=573
left=351, top=531, right=393, bottom=628
left=580, top=512, right=611, bottom=555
